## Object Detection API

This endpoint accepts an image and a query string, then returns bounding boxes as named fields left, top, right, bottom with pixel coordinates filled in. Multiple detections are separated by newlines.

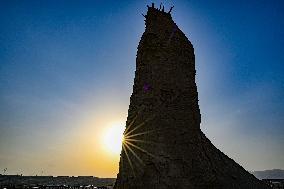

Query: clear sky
left=0, top=0, right=283, bottom=177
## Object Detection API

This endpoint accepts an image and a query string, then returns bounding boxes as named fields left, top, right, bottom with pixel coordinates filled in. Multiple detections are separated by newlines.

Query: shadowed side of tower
left=114, top=4, right=270, bottom=189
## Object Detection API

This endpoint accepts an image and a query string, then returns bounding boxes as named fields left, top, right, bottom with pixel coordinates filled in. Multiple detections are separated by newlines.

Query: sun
left=102, top=123, right=125, bottom=155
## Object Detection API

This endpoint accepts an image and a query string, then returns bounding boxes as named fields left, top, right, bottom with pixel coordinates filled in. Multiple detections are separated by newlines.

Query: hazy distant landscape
left=251, top=169, right=284, bottom=180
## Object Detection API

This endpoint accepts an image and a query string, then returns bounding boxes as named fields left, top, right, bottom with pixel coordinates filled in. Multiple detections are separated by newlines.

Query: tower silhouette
left=114, top=4, right=270, bottom=189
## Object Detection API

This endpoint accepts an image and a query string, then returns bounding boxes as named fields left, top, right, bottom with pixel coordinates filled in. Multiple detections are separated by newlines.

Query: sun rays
left=120, top=112, right=159, bottom=177
left=119, top=91, right=182, bottom=177
left=123, top=142, right=145, bottom=166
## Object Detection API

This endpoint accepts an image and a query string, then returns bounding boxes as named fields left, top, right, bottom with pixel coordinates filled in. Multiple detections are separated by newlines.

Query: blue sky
left=0, top=0, right=283, bottom=176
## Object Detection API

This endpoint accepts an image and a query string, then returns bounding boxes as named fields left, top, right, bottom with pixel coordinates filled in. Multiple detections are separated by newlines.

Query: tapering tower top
left=143, top=3, right=174, bottom=20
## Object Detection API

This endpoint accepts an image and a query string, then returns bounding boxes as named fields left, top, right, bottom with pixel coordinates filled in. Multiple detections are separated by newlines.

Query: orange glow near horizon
left=54, top=115, right=127, bottom=178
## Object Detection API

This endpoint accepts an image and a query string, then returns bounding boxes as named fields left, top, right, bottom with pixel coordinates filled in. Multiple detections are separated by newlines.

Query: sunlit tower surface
left=114, top=4, right=270, bottom=189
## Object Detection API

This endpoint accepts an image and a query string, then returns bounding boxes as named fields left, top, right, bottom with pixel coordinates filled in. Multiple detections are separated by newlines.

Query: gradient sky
left=0, top=0, right=283, bottom=177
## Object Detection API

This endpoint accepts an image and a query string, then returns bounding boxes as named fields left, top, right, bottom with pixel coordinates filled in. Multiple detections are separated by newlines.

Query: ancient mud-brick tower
left=114, top=4, right=269, bottom=189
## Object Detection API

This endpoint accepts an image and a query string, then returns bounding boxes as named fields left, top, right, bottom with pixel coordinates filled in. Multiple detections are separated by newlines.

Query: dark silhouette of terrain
left=0, top=174, right=115, bottom=188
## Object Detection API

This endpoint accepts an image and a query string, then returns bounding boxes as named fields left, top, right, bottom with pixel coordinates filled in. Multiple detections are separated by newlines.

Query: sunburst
left=120, top=116, right=163, bottom=177
left=120, top=91, right=181, bottom=177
